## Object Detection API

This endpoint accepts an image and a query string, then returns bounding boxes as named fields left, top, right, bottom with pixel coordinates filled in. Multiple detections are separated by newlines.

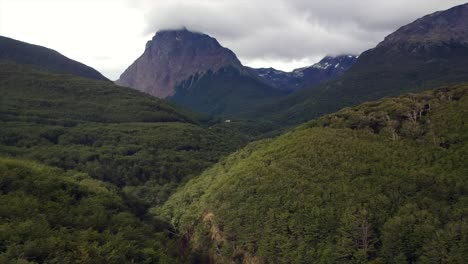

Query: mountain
left=292, top=55, right=358, bottom=90
left=116, top=28, right=243, bottom=98
left=380, top=3, right=468, bottom=46
left=159, top=83, right=468, bottom=263
left=0, top=36, right=108, bottom=81
left=249, top=55, right=358, bottom=92
left=0, top=62, right=197, bottom=124
left=169, top=66, right=286, bottom=116
left=250, top=3, right=468, bottom=126
left=247, top=67, right=297, bottom=91
left=116, top=28, right=286, bottom=117
left=0, top=61, right=268, bottom=205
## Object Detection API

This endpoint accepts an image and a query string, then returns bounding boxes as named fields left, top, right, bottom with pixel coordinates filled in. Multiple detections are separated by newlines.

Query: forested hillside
left=170, top=67, right=287, bottom=117
left=0, top=157, right=177, bottom=263
left=160, top=84, right=468, bottom=263
left=0, top=36, right=108, bottom=81
left=0, top=62, right=266, bottom=207
left=0, top=61, right=279, bottom=263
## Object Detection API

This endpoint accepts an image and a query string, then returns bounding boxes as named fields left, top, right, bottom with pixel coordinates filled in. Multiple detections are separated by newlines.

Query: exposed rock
left=249, top=55, right=358, bottom=92
left=116, top=28, right=243, bottom=98
left=379, top=3, right=468, bottom=49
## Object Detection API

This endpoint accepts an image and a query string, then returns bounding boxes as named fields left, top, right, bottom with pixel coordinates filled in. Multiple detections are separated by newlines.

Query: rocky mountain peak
left=147, top=29, right=224, bottom=55
left=379, top=3, right=468, bottom=48
left=250, top=55, right=358, bottom=92
left=297, top=55, right=358, bottom=72
left=116, top=28, right=243, bottom=98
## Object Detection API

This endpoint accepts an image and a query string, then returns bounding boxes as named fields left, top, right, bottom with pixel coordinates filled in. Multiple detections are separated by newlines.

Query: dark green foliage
left=0, top=35, right=108, bottom=81
left=0, top=62, right=199, bottom=124
left=0, top=62, right=259, bottom=206
left=170, top=66, right=287, bottom=117
left=249, top=43, right=468, bottom=127
left=159, top=84, right=468, bottom=263
left=0, top=121, right=253, bottom=205
left=0, top=157, right=177, bottom=263
left=0, top=62, right=270, bottom=263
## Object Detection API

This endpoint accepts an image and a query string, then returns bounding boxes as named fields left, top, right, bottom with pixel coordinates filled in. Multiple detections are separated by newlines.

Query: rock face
left=116, top=28, right=243, bottom=98
left=381, top=3, right=468, bottom=47
left=353, top=3, right=468, bottom=71
left=0, top=36, right=108, bottom=81
left=292, top=55, right=358, bottom=90
left=249, top=55, right=358, bottom=92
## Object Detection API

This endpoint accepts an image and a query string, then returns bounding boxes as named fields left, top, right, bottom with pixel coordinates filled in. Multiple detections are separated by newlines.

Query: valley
left=0, top=2, right=467, bottom=264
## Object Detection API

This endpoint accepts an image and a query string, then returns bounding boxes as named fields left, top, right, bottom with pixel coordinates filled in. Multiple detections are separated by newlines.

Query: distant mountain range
left=115, top=29, right=357, bottom=116
left=248, top=3, right=468, bottom=126
left=2, top=4, right=467, bottom=124
left=248, top=55, right=358, bottom=92
left=0, top=36, right=108, bottom=81
left=117, top=28, right=290, bottom=116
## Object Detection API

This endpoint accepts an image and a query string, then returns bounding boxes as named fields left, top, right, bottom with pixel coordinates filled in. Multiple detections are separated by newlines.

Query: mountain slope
left=0, top=62, right=197, bottom=124
left=251, top=3, right=468, bottom=126
left=0, top=36, right=108, bottom=81
left=0, top=157, right=177, bottom=263
left=169, top=66, right=287, bottom=116
left=249, top=55, right=358, bottom=92
left=159, top=83, right=468, bottom=263
left=0, top=62, right=263, bottom=206
left=116, top=28, right=286, bottom=117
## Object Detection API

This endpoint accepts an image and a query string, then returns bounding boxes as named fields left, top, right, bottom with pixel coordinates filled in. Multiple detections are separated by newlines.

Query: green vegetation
left=159, top=84, right=468, bottom=263
left=249, top=43, right=468, bottom=127
left=0, top=62, right=273, bottom=263
left=2, top=51, right=468, bottom=263
left=0, top=36, right=108, bottom=81
left=0, top=157, right=177, bottom=263
left=0, top=62, right=263, bottom=207
left=170, top=66, right=287, bottom=117
left=0, top=121, right=252, bottom=204
left=0, top=62, right=199, bottom=124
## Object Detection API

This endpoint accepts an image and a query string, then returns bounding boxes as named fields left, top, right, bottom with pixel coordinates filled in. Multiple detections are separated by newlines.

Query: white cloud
left=138, top=0, right=466, bottom=68
left=0, top=0, right=151, bottom=80
left=0, top=0, right=466, bottom=79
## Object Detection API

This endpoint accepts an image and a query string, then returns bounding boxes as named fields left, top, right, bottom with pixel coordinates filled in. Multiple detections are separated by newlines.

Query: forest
left=160, top=84, right=468, bottom=263
left=0, top=63, right=273, bottom=263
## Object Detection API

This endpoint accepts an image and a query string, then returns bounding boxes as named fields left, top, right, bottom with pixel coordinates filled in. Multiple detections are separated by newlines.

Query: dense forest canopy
left=160, top=84, right=468, bottom=263
left=0, top=157, right=178, bottom=263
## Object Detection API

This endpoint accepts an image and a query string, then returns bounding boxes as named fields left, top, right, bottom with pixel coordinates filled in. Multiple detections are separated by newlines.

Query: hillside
left=250, top=3, right=468, bottom=126
left=170, top=66, right=287, bottom=117
left=0, top=62, right=198, bottom=124
left=0, top=157, right=177, bottom=263
left=0, top=36, right=108, bottom=81
left=159, top=84, right=468, bottom=263
left=0, top=62, right=264, bottom=207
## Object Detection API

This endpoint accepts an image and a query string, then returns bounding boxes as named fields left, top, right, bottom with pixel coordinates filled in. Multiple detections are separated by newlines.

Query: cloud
left=1, top=0, right=465, bottom=78
left=132, top=0, right=467, bottom=70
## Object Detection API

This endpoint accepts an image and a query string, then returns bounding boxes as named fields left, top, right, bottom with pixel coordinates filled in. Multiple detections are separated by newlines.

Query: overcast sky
left=0, top=0, right=466, bottom=80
